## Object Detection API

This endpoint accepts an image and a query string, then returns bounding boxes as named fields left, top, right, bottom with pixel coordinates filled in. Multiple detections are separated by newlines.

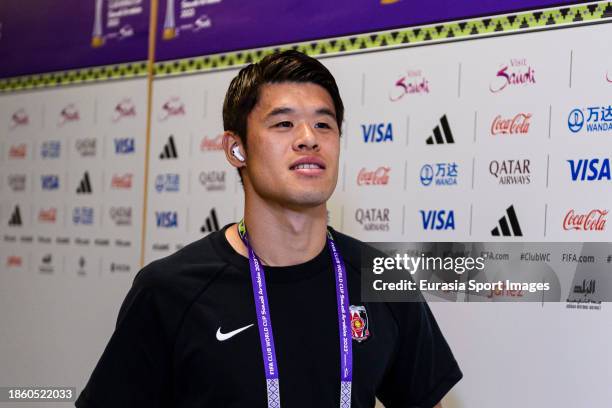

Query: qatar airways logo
left=58, top=103, right=80, bottom=126
left=10, top=108, right=29, bottom=129
left=112, top=98, right=136, bottom=122
left=489, top=58, right=536, bottom=93
left=158, top=97, right=185, bottom=121
left=200, top=134, right=223, bottom=151
left=607, top=71, right=612, bottom=83
left=563, top=209, right=607, bottom=231
left=357, top=166, right=390, bottom=186
left=389, top=69, right=430, bottom=101
left=491, top=113, right=531, bottom=135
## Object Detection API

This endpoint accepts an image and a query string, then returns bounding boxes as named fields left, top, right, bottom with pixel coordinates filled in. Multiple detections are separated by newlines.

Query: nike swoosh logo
left=216, top=324, right=254, bottom=341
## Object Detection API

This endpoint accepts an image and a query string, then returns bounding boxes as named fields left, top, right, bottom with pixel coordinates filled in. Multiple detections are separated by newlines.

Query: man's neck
left=225, top=197, right=328, bottom=267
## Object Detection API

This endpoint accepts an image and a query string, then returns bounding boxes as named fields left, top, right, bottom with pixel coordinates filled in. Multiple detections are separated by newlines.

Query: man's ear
left=222, top=131, right=246, bottom=168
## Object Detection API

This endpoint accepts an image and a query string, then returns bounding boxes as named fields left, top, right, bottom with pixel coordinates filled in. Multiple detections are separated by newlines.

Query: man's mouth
left=291, top=163, right=324, bottom=170
left=289, top=157, right=326, bottom=175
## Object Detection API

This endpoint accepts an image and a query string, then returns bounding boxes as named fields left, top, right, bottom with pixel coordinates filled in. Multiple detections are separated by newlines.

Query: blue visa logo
left=73, top=207, right=94, bottom=225
left=567, top=159, right=611, bottom=181
left=155, top=173, right=180, bottom=192
left=156, top=211, right=178, bottom=228
left=568, top=106, right=612, bottom=133
left=420, top=210, right=455, bottom=230
left=41, top=175, right=59, bottom=190
left=420, top=163, right=458, bottom=186
left=41, top=141, right=60, bottom=158
left=361, top=123, right=393, bottom=143
left=114, top=138, right=135, bottom=154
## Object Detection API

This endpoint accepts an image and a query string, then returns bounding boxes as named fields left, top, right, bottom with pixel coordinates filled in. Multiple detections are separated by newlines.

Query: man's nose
left=294, top=123, right=320, bottom=151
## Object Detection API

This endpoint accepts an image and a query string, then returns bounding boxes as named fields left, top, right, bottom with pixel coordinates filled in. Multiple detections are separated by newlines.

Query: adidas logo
left=426, top=115, right=455, bottom=145
left=9, top=205, right=22, bottom=226
left=159, top=135, right=178, bottom=159
left=491, top=205, right=523, bottom=237
left=77, top=171, right=92, bottom=194
left=200, top=208, right=220, bottom=233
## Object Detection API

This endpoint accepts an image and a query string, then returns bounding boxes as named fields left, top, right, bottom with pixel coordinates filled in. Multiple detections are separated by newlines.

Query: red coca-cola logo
left=38, top=208, right=57, bottom=223
left=491, top=113, right=532, bottom=135
left=9, top=144, right=26, bottom=158
left=563, top=209, right=608, bottom=231
left=111, top=174, right=133, bottom=189
left=357, top=166, right=390, bottom=186
left=7, top=256, right=22, bottom=267
left=200, top=134, right=223, bottom=151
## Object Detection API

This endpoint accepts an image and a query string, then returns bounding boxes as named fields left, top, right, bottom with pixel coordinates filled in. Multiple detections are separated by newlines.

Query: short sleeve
left=377, top=302, right=463, bottom=408
left=75, top=268, right=173, bottom=408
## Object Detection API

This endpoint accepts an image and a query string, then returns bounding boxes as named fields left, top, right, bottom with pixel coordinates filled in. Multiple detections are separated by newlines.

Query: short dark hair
left=222, top=50, right=344, bottom=147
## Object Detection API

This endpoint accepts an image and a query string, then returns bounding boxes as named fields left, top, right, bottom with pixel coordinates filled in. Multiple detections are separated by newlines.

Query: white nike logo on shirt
left=216, top=324, right=254, bottom=341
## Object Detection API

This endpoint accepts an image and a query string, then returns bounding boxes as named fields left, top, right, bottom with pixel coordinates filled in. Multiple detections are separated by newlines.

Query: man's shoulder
left=134, top=230, right=230, bottom=295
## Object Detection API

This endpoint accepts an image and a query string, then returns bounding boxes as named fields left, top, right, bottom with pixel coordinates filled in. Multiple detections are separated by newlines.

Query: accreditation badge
left=349, top=305, right=370, bottom=342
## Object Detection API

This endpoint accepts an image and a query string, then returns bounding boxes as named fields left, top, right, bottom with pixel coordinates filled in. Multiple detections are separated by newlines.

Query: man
left=76, top=50, right=462, bottom=408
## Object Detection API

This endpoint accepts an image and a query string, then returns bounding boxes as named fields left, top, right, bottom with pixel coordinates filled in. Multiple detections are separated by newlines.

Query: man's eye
left=315, top=122, right=332, bottom=129
left=274, top=121, right=293, bottom=128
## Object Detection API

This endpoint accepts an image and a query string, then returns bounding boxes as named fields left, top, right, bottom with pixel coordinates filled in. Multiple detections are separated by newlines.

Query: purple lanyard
left=237, top=220, right=353, bottom=408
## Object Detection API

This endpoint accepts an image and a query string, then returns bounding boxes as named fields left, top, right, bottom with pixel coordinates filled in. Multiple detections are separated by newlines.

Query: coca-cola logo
left=7, top=256, right=22, bottom=267
left=357, top=166, right=390, bottom=186
left=9, top=144, right=26, bottom=158
left=200, top=134, right=223, bottom=151
left=158, top=97, right=185, bottom=121
left=389, top=69, right=430, bottom=101
left=563, top=209, right=608, bottom=231
left=491, top=113, right=532, bottom=135
left=10, top=108, right=29, bottom=129
left=111, top=174, right=133, bottom=189
left=489, top=59, right=536, bottom=93
left=112, top=98, right=136, bottom=122
left=38, top=208, right=57, bottom=223
left=58, top=103, right=80, bottom=126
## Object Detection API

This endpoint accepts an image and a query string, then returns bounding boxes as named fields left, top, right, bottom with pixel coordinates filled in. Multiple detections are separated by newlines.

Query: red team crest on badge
left=349, top=305, right=370, bottom=342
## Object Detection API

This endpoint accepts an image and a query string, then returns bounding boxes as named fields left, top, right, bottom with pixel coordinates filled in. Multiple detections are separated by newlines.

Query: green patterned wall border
left=0, top=61, right=148, bottom=93
left=154, top=1, right=612, bottom=77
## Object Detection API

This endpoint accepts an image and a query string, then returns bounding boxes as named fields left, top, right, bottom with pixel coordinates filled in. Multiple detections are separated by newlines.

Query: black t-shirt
left=76, top=223, right=462, bottom=408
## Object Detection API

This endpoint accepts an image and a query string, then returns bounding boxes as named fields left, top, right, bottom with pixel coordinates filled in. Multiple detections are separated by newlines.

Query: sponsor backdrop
left=1, top=1, right=612, bottom=407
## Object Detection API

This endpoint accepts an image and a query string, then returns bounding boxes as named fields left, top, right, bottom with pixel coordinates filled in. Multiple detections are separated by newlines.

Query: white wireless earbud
left=231, top=144, right=245, bottom=162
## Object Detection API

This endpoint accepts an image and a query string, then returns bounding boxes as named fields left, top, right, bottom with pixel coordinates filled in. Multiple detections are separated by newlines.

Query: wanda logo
left=357, top=166, right=390, bottom=185
left=491, top=113, right=531, bottom=135
left=563, top=209, right=608, bottom=231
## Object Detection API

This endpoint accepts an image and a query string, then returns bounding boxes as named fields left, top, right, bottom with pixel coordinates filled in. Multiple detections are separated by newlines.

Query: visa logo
left=420, top=210, right=455, bottom=230
left=41, top=175, right=59, bottom=190
left=156, top=211, right=178, bottom=228
left=361, top=123, right=393, bottom=143
left=568, top=159, right=611, bottom=181
left=114, top=138, right=135, bottom=154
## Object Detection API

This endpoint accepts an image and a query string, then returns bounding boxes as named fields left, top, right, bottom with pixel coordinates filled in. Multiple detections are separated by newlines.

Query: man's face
left=242, top=82, right=340, bottom=209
